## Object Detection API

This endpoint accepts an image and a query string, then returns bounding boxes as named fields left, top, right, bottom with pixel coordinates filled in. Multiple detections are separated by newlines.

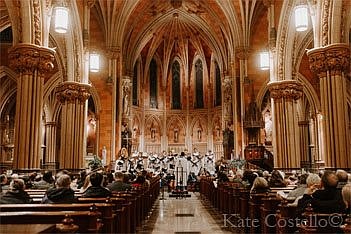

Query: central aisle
left=145, top=192, right=231, bottom=234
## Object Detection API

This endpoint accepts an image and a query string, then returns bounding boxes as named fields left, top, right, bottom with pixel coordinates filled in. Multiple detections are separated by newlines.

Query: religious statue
left=123, top=86, right=130, bottom=115
left=150, top=122, right=156, bottom=142
left=174, top=128, right=179, bottom=143
left=101, top=146, right=107, bottom=166
left=264, top=112, right=273, bottom=143
left=197, top=122, right=202, bottom=141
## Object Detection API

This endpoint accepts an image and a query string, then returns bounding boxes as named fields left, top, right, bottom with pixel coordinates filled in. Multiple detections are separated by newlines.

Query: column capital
left=56, top=81, right=91, bottom=104
left=268, top=80, right=303, bottom=101
left=235, top=46, right=250, bottom=60
left=8, top=43, right=56, bottom=76
left=105, top=47, right=120, bottom=59
left=307, top=43, right=350, bottom=78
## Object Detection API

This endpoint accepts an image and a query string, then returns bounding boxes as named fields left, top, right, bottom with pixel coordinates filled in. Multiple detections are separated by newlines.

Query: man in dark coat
left=108, top=172, right=132, bottom=192
left=297, top=170, right=345, bottom=217
left=0, top=179, right=32, bottom=204
left=82, top=172, right=111, bottom=198
left=42, top=174, right=76, bottom=204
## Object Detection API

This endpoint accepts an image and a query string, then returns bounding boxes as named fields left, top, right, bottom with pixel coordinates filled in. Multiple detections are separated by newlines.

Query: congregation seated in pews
left=199, top=167, right=351, bottom=233
left=0, top=167, right=160, bottom=233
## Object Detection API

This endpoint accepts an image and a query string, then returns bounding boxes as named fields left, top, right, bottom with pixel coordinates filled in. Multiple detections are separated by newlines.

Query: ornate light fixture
left=259, top=51, right=269, bottom=70
left=54, top=6, right=69, bottom=33
left=294, top=5, right=308, bottom=31
left=89, top=53, right=100, bottom=72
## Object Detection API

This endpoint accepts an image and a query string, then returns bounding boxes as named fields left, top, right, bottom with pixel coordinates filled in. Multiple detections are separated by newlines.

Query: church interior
left=0, top=0, right=350, bottom=233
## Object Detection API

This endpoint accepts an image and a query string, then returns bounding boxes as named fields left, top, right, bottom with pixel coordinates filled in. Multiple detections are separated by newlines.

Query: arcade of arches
left=0, top=0, right=350, bottom=171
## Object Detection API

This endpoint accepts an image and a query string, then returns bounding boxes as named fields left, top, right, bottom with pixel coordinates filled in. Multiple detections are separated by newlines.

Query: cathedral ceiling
left=0, top=0, right=10, bottom=31
left=121, top=0, right=234, bottom=72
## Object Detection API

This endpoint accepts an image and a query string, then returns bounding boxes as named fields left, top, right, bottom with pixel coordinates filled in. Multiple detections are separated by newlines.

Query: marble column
left=298, top=120, right=310, bottom=168
left=268, top=80, right=303, bottom=168
left=307, top=43, right=350, bottom=168
left=44, top=121, right=57, bottom=165
left=56, top=81, right=91, bottom=169
left=8, top=44, right=55, bottom=170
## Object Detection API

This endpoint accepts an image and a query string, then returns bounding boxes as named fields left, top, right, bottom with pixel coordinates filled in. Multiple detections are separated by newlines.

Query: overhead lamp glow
left=54, top=7, right=69, bottom=33
left=259, top=52, right=269, bottom=70
left=294, top=5, right=308, bottom=32
left=90, top=53, right=100, bottom=72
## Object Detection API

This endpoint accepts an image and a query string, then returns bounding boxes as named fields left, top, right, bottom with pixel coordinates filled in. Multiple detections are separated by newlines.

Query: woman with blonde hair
left=115, top=147, right=129, bottom=172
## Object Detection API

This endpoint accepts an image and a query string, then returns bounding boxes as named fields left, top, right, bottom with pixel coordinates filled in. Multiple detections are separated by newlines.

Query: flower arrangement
left=88, top=155, right=103, bottom=171
left=229, top=158, right=246, bottom=170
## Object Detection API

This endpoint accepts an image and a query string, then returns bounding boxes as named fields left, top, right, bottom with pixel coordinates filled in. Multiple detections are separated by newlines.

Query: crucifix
left=121, top=127, right=132, bottom=156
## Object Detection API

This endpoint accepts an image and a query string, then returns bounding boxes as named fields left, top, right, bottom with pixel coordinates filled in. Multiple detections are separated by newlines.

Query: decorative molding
left=298, top=120, right=309, bottom=126
left=33, top=0, right=42, bottom=46
left=86, top=0, right=96, bottom=8
left=45, top=121, right=56, bottom=126
left=235, top=46, right=250, bottom=60
left=268, top=80, right=303, bottom=101
left=106, top=47, right=120, bottom=60
left=56, top=81, right=91, bottom=104
left=322, top=0, right=330, bottom=46
left=8, top=43, right=55, bottom=76
left=307, top=43, right=350, bottom=78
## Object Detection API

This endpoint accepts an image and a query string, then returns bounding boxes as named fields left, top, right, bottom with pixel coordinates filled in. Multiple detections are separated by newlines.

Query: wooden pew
left=260, top=196, right=281, bottom=234
left=299, top=204, right=347, bottom=233
left=0, top=203, right=114, bottom=233
left=0, top=210, right=102, bottom=233
left=78, top=197, right=129, bottom=234
left=276, top=199, right=297, bottom=234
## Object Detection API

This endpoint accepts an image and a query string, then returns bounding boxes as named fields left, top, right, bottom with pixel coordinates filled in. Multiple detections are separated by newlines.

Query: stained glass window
left=195, top=59, right=204, bottom=108
left=172, top=61, right=181, bottom=109
left=150, top=59, right=158, bottom=108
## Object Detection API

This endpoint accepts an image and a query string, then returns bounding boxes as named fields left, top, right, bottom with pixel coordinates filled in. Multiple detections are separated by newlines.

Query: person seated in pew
left=285, top=173, right=308, bottom=198
left=336, top=169, right=348, bottom=190
left=0, top=178, right=32, bottom=204
left=0, top=174, right=8, bottom=193
left=342, top=183, right=351, bottom=214
left=108, top=172, right=132, bottom=192
left=269, top=170, right=287, bottom=188
left=42, top=174, right=76, bottom=204
left=82, top=172, right=111, bottom=198
left=32, top=171, right=54, bottom=190
left=76, top=170, right=87, bottom=189
left=278, top=173, right=320, bottom=206
left=242, top=170, right=257, bottom=189
left=132, top=175, right=146, bottom=189
left=250, top=177, right=269, bottom=194
left=296, top=171, right=345, bottom=217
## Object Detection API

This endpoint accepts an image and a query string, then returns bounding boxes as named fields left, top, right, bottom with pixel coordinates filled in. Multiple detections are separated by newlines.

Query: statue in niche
left=132, top=126, right=138, bottom=139
left=196, top=122, right=203, bottom=141
left=174, top=127, right=179, bottom=143
left=123, top=86, right=130, bottom=115
left=224, top=85, right=232, bottom=116
left=214, top=124, right=221, bottom=141
left=264, top=111, right=272, bottom=143
left=150, top=122, right=156, bottom=142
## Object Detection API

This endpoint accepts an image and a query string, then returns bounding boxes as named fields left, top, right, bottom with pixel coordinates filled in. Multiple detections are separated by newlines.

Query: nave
left=139, top=193, right=230, bottom=234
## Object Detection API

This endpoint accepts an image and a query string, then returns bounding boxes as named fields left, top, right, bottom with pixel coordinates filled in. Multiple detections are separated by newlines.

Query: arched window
left=215, top=62, right=221, bottom=106
left=172, top=61, right=181, bottom=109
left=195, top=59, right=204, bottom=108
left=132, top=61, right=138, bottom=106
left=149, top=59, right=158, bottom=108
